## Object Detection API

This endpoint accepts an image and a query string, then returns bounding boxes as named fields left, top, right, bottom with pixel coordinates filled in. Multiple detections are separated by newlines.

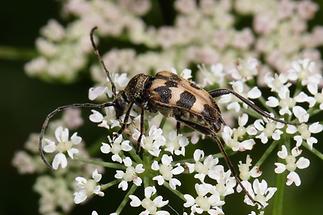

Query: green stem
left=0, top=46, right=37, bottom=60
left=163, top=182, right=186, bottom=201
left=101, top=180, right=120, bottom=190
left=115, top=184, right=137, bottom=214
left=272, top=172, right=286, bottom=215
left=242, top=108, right=260, bottom=119
left=272, top=132, right=288, bottom=215
left=309, top=108, right=321, bottom=117
left=75, top=157, right=126, bottom=170
left=143, top=152, right=154, bottom=188
left=129, top=149, right=143, bottom=164
left=303, top=144, right=323, bottom=160
left=256, top=141, right=279, bottom=167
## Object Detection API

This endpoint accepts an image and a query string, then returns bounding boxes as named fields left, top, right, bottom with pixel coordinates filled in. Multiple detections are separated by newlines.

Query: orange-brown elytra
left=39, top=27, right=298, bottom=208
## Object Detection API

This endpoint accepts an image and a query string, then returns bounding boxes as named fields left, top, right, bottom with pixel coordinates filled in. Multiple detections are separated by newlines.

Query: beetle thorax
left=124, top=73, right=150, bottom=104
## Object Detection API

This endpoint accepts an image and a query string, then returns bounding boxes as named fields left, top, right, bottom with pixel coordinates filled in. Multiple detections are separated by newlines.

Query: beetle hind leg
left=209, top=88, right=299, bottom=125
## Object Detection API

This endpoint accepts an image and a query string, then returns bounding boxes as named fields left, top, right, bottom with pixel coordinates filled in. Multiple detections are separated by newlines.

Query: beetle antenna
left=212, top=134, right=264, bottom=209
left=39, top=102, right=115, bottom=169
left=90, top=27, right=117, bottom=98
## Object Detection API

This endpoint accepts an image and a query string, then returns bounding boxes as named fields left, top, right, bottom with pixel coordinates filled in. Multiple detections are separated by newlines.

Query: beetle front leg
left=136, top=107, right=145, bottom=151
left=116, top=102, right=134, bottom=136
left=176, top=121, right=181, bottom=135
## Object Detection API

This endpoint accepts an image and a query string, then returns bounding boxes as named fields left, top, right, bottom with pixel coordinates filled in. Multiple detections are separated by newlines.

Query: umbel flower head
left=12, top=0, right=323, bottom=214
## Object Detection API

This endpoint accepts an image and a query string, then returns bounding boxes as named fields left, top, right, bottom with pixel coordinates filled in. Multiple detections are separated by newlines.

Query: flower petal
left=296, top=157, right=310, bottom=169
left=287, top=171, right=301, bottom=186
left=89, top=110, right=104, bottom=123
left=277, top=145, right=288, bottom=159
left=292, top=106, right=309, bottom=123
left=89, top=86, right=107, bottom=100
left=52, top=153, right=67, bottom=169
left=129, top=195, right=141, bottom=207
left=248, top=87, right=261, bottom=99
left=43, top=139, right=56, bottom=153
left=274, top=163, right=286, bottom=174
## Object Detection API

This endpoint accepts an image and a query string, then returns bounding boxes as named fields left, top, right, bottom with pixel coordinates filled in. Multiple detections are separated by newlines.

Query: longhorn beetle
left=39, top=27, right=298, bottom=208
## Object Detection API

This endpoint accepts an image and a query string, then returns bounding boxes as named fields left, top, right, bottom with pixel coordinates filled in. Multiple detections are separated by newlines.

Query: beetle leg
left=175, top=116, right=213, bottom=135
left=211, top=134, right=264, bottom=208
left=176, top=121, right=181, bottom=135
left=209, top=88, right=299, bottom=125
left=136, top=107, right=145, bottom=150
left=117, top=102, right=134, bottom=136
left=39, top=102, right=116, bottom=170
left=173, top=117, right=263, bottom=207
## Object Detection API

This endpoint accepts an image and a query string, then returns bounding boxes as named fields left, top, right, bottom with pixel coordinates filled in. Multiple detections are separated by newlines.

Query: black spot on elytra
left=176, top=91, right=196, bottom=109
left=154, top=86, right=171, bottom=103
left=165, top=80, right=178, bottom=87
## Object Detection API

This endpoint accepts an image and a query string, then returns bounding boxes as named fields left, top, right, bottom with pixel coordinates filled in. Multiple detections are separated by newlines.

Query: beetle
left=39, top=27, right=298, bottom=207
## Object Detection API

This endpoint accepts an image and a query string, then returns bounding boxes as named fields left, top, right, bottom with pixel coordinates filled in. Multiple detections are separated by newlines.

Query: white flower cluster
left=15, top=60, right=323, bottom=214
left=12, top=0, right=323, bottom=214
left=25, top=0, right=323, bottom=85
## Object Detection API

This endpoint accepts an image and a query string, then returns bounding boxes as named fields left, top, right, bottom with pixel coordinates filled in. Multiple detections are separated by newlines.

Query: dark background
left=1, top=0, right=323, bottom=214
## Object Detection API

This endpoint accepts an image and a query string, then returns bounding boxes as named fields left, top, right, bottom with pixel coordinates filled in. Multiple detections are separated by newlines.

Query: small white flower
left=264, top=73, right=289, bottom=93
left=107, top=73, right=129, bottom=97
left=186, top=149, right=220, bottom=182
left=152, top=154, right=184, bottom=190
left=211, top=166, right=236, bottom=198
left=266, top=87, right=296, bottom=116
left=164, top=131, right=189, bottom=156
left=115, top=157, right=144, bottom=191
left=89, top=106, right=120, bottom=129
left=74, top=169, right=104, bottom=204
left=141, top=125, right=166, bottom=157
left=287, top=59, right=321, bottom=86
left=184, top=183, right=225, bottom=214
left=241, top=179, right=277, bottom=209
left=129, top=186, right=169, bottom=215
left=287, top=122, right=323, bottom=148
left=231, top=58, right=259, bottom=81
left=253, top=119, right=284, bottom=144
left=100, top=134, right=132, bottom=163
left=197, top=63, right=226, bottom=87
left=222, top=114, right=256, bottom=151
left=42, top=126, right=82, bottom=169
left=238, top=155, right=262, bottom=181
left=307, top=83, right=323, bottom=109
left=275, top=145, right=310, bottom=186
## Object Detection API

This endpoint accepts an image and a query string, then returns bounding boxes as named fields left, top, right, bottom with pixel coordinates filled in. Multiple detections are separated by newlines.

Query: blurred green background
left=1, top=0, right=323, bottom=215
